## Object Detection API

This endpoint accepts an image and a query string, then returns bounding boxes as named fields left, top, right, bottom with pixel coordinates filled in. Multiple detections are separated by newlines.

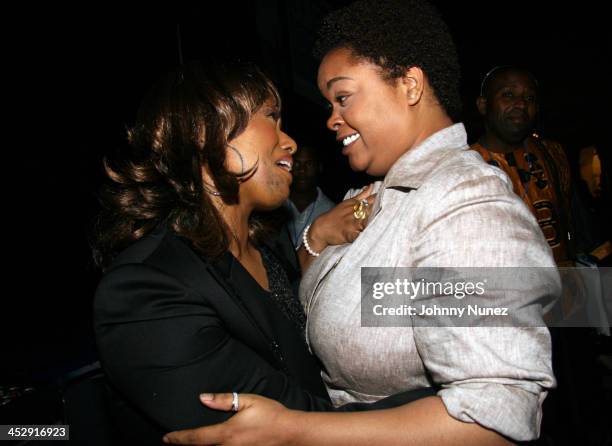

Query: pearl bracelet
left=302, top=224, right=320, bottom=257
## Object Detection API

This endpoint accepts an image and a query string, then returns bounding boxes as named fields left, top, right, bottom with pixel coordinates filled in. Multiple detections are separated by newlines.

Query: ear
left=400, top=67, right=425, bottom=106
left=476, top=96, right=487, bottom=116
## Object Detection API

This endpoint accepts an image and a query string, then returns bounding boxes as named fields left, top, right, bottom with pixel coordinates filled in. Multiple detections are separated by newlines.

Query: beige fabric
left=300, top=123, right=557, bottom=441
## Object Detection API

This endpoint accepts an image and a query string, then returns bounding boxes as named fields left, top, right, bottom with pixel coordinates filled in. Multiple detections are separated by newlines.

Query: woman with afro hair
left=165, top=1, right=557, bottom=444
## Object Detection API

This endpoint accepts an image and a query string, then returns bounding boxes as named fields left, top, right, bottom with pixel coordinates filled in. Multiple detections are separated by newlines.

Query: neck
left=290, top=188, right=318, bottom=212
left=412, top=104, right=454, bottom=149
left=210, top=195, right=252, bottom=259
left=480, top=131, right=525, bottom=153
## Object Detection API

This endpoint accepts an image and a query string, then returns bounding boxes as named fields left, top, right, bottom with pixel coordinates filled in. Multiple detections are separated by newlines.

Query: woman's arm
left=298, top=185, right=375, bottom=272
left=163, top=393, right=513, bottom=446
left=407, top=170, right=557, bottom=441
left=94, top=262, right=336, bottom=431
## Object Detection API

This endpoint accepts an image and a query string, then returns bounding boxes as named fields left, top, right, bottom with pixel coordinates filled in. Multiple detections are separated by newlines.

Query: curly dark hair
left=93, top=60, right=281, bottom=268
left=314, top=0, right=461, bottom=119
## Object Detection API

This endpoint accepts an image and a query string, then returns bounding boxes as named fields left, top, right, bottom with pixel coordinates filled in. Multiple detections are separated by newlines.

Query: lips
left=275, top=157, right=293, bottom=173
left=506, top=111, right=529, bottom=122
left=340, top=133, right=361, bottom=147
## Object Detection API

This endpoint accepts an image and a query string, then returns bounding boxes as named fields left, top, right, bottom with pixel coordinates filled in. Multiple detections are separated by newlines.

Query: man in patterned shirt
left=472, top=66, right=574, bottom=266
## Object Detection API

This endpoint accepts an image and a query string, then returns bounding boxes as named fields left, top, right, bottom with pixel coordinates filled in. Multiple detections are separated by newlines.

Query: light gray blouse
left=300, top=124, right=557, bottom=442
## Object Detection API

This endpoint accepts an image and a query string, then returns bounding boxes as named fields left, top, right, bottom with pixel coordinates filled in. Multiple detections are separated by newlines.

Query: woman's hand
left=163, top=392, right=512, bottom=446
left=163, top=393, right=297, bottom=446
left=311, top=186, right=375, bottom=247
left=298, top=184, right=376, bottom=271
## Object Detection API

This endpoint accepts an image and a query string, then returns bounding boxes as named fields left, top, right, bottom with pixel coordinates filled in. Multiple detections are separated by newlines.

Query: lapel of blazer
left=202, top=258, right=289, bottom=373
left=158, top=232, right=287, bottom=371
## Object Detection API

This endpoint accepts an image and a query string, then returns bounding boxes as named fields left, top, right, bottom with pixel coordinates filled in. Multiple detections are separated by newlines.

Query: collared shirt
left=284, top=188, right=336, bottom=248
left=300, top=123, right=557, bottom=442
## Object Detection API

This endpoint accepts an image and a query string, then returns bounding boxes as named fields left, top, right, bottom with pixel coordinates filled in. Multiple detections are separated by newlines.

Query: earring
left=226, top=143, right=259, bottom=182
left=202, top=182, right=221, bottom=196
left=227, top=144, right=245, bottom=177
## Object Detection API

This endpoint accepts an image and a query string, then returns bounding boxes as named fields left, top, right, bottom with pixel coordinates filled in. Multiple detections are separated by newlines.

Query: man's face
left=291, top=147, right=319, bottom=193
left=481, top=70, right=538, bottom=145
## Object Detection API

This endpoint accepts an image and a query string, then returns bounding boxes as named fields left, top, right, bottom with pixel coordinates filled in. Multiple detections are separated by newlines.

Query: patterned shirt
left=471, top=137, right=572, bottom=265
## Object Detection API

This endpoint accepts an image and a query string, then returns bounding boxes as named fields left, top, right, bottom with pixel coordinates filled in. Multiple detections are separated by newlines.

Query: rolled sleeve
left=415, top=326, right=554, bottom=441
left=412, top=168, right=557, bottom=440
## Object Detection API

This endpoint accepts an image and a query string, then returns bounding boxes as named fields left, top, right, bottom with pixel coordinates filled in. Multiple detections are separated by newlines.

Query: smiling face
left=317, top=47, right=419, bottom=176
left=480, top=70, right=539, bottom=145
left=225, top=99, right=297, bottom=210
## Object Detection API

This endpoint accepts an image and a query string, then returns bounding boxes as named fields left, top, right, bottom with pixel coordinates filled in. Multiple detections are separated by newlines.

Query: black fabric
left=260, top=245, right=307, bottom=336
left=264, top=224, right=303, bottom=298
left=94, top=225, right=332, bottom=438
left=94, top=225, right=438, bottom=443
left=62, top=371, right=119, bottom=445
left=338, top=387, right=438, bottom=411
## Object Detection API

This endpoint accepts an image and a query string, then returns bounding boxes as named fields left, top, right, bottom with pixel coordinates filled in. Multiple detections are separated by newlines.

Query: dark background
left=3, top=0, right=610, bottom=436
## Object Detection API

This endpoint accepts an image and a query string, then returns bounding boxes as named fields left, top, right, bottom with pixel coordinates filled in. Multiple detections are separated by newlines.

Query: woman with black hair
left=165, top=0, right=557, bottom=444
left=93, top=59, right=375, bottom=443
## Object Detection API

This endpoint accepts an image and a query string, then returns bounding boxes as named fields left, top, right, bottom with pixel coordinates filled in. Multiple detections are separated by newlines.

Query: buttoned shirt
left=300, top=123, right=557, bottom=441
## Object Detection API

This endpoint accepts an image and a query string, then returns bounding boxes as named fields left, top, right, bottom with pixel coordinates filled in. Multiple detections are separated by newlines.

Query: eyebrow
left=494, top=84, right=537, bottom=94
left=263, top=102, right=281, bottom=112
left=326, top=76, right=353, bottom=90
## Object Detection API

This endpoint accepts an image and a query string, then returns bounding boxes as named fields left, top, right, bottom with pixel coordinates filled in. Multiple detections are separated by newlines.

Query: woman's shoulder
left=95, top=225, right=215, bottom=306
left=93, top=225, right=225, bottom=325
left=107, top=224, right=205, bottom=273
left=422, top=147, right=514, bottom=196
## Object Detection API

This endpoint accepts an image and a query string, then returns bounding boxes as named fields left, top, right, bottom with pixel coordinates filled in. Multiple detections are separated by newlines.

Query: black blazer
left=94, top=225, right=436, bottom=442
left=94, top=225, right=332, bottom=434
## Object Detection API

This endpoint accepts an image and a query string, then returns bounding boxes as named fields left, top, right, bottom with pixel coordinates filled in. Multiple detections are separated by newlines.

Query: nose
left=326, top=108, right=343, bottom=132
left=512, top=96, right=529, bottom=109
left=293, top=160, right=305, bottom=174
left=279, top=130, right=297, bottom=155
